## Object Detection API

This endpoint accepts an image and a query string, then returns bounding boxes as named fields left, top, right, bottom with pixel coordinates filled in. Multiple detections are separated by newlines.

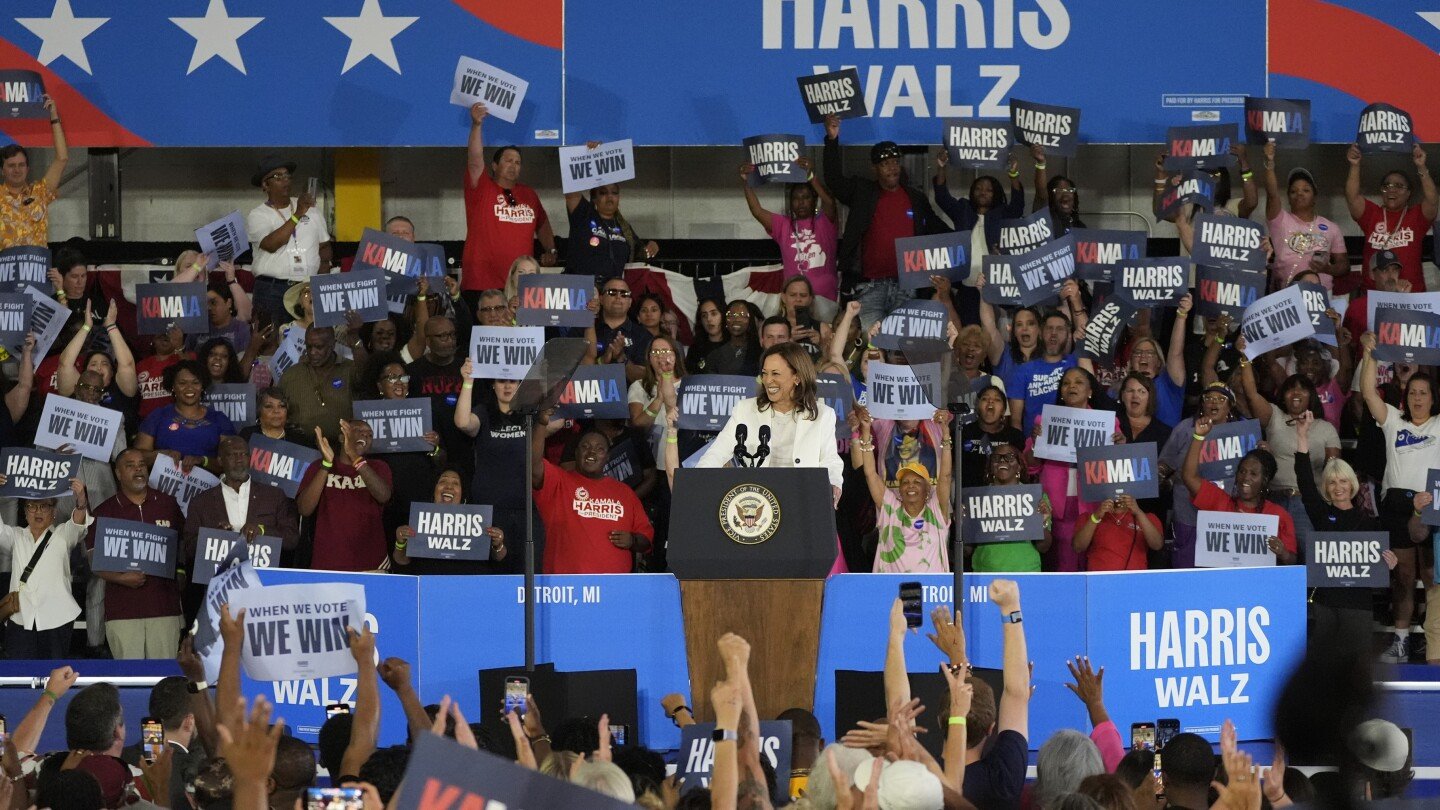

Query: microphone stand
left=946, top=402, right=972, bottom=613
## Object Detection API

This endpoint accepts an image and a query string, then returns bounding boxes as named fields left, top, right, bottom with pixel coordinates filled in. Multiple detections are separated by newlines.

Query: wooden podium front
left=680, top=579, right=825, bottom=721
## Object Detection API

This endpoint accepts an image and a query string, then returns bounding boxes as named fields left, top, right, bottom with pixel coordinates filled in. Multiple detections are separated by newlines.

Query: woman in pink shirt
left=740, top=157, right=839, bottom=300
left=1262, top=140, right=1350, bottom=291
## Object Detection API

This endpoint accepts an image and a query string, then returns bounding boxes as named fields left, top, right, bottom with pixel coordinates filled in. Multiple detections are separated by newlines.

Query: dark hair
left=257, top=385, right=288, bottom=409
left=612, top=746, right=667, bottom=804
left=65, top=683, right=122, bottom=751
left=1212, top=168, right=1234, bottom=208
left=490, top=146, right=521, bottom=165
left=0, top=144, right=28, bottom=164
left=35, top=765, right=103, bottom=810
left=601, top=275, right=628, bottom=291
left=317, top=713, right=354, bottom=778
left=358, top=746, right=409, bottom=803
left=207, top=278, right=234, bottom=307
left=361, top=350, right=407, bottom=400
left=757, top=343, right=820, bottom=420
left=760, top=314, right=791, bottom=336
left=197, top=338, right=244, bottom=384
left=1047, top=175, right=1086, bottom=233
left=162, top=358, right=211, bottom=394
left=1381, top=169, right=1417, bottom=196
left=1053, top=366, right=1111, bottom=411
left=1160, top=733, right=1216, bottom=790
left=631, top=292, right=666, bottom=322
left=1239, top=447, right=1278, bottom=492
left=148, top=676, right=191, bottom=731
left=674, top=788, right=713, bottom=809
left=1114, top=749, right=1155, bottom=789
left=970, top=175, right=1009, bottom=211
left=1401, top=372, right=1437, bottom=422
left=1077, top=773, right=1138, bottom=810
left=1120, top=371, right=1158, bottom=418
left=961, top=677, right=997, bottom=749
left=359, top=313, right=412, bottom=353
left=1276, top=373, right=1324, bottom=420
left=1049, top=795, right=1103, bottom=810
left=785, top=181, right=820, bottom=232
left=54, top=246, right=87, bottom=274
left=688, top=296, right=729, bottom=362
left=384, top=215, right=414, bottom=231
left=1008, top=306, right=1043, bottom=363
left=273, top=735, right=317, bottom=791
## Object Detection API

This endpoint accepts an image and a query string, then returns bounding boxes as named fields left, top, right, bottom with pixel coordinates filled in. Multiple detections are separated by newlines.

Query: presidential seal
left=719, top=484, right=781, bottom=545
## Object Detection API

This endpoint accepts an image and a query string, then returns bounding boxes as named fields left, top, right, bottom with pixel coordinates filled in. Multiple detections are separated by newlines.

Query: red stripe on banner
left=0, top=38, right=150, bottom=147
left=624, top=267, right=695, bottom=345
left=449, top=0, right=562, bottom=50
left=744, top=267, right=786, bottom=295
left=1270, top=0, right=1440, bottom=140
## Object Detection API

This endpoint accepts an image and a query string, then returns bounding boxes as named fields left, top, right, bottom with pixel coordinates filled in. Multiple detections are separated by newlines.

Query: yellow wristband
left=1090, top=513, right=1102, bottom=525
left=948, top=716, right=966, bottom=726
left=462, top=381, right=473, bottom=389
left=1192, top=432, right=1205, bottom=441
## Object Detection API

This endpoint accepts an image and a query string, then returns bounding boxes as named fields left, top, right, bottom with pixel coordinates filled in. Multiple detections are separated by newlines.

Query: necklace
left=1380, top=206, right=1408, bottom=250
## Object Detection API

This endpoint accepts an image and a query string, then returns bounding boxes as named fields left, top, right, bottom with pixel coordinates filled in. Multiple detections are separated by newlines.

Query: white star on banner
left=324, top=0, right=418, bottom=75
left=1419, top=11, right=1440, bottom=36
left=171, top=0, right=263, bottom=75
left=15, top=0, right=109, bottom=75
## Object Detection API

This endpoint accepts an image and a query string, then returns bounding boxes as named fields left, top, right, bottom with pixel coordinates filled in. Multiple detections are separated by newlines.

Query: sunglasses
left=603, top=289, right=632, bottom=298
left=478, top=304, right=508, bottom=314
left=381, top=375, right=410, bottom=384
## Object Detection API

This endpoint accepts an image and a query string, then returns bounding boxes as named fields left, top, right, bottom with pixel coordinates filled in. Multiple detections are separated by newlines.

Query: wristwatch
left=186, top=680, right=209, bottom=694
left=712, top=728, right=738, bottom=743
left=1002, top=611, right=1023, bottom=624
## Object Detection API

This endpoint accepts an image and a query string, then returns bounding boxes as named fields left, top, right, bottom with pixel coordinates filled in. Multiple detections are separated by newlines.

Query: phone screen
left=504, top=677, right=529, bottom=716
left=142, top=718, right=165, bottom=762
left=307, top=787, right=363, bottom=810
left=326, top=703, right=351, bottom=720
left=899, top=581, right=923, bottom=629
left=1156, top=719, right=1179, bottom=750
left=610, top=724, right=627, bottom=747
left=1130, top=723, right=1156, bottom=751
left=0, top=714, right=8, bottom=747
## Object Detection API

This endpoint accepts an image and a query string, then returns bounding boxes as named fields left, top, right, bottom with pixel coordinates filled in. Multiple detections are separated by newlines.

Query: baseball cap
left=1370, top=249, right=1402, bottom=273
left=1202, top=381, right=1237, bottom=404
left=1286, top=167, right=1317, bottom=191
left=852, top=757, right=944, bottom=810
left=1351, top=719, right=1409, bottom=772
left=871, top=141, right=903, bottom=164
left=895, top=462, right=932, bottom=485
left=75, top=754, right=134, bottom=809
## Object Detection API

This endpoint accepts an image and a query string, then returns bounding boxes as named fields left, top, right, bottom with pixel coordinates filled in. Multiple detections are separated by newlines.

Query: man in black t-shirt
left=564, top=181, right=658, bottom=280
left=405, top=316, right=473, bottom=479
left=591, top=276, right=650, bottom=383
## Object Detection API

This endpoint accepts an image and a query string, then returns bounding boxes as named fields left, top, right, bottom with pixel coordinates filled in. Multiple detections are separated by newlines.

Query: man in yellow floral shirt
left=1, top=95, right=69, bottom=250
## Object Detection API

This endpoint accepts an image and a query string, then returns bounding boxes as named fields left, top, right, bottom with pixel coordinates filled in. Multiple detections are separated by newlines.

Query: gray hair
left=1320, top=457, right=1361, bottom=506
left=572, top=761, right=636, bottom=803
left=802, top=743, right=869, bottom=809
left=1035, top=730, right=1104, bottom=810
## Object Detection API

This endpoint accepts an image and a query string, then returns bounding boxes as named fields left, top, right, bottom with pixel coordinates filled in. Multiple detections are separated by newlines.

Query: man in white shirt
left=0, top=478, right=91, bottom=658
left=246, top=156, right=332, bottom=327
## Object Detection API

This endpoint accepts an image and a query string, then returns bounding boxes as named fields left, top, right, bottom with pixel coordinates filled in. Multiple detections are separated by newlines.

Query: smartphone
left=610, top=724, right=627, bottom=747
left=0, top=714, right=8, bottom=748
left=306, top=787, right=363, bottom=810
left=503, top=676, right=530, bottom=717
left=794, top=305, right=813, bottom=328
left=1156, top=718, right=1179, bottom=750
left=142, top=717, right=165, bottom=763
left=326, top=703, right=351, bottom=720
left=1312, top=249, right=1329, bottom=265
left=899, top=581, right=923, bottom=629
left=1130, top=722, right=1156, bottom=751
left=306, top=177, right=319, bottom=200
left=1152, top=751, right=1165, bottom=796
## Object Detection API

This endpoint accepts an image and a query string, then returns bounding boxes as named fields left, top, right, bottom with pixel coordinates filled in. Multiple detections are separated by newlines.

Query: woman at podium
left=692, top=343, right=845, bottom=506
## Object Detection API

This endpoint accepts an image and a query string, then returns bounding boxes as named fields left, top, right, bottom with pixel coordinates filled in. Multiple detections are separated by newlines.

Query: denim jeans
left=855, top=279, right=912, bottom=332
left=252, top=276, right=294, bottom=327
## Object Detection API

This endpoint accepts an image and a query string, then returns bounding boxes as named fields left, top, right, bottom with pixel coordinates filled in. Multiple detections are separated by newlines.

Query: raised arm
left=884, top=598, right=913, bottom=709
left=1262, top=140, right=1282, bottom=222
left=1415, top=144, right=1439, bottom=222
left=1180, top=416, right=1214, bottom=497
left=975, top=274, right=1006, bottom=366
left=1234, top=341, right=1273, bottom=424
left=378, top=658, right=431, bottom=741
left=1358, top=332, right=1389, bottom=424
left=1166, top=295, right=1192, bottom=386
left=102, top=303, right=137, bottom=397
left=739, top=164, right=775, bottom=230
left=222, top=262, right=252, bottom=322
left=1344, top=144, right=1366, bottom=222
left=716, top=634, right=772, bottom=810
left=1030, top=144, right=1049, bottom=212
left=216, top=604, right=246, bottom=731
left=828, top=300, right=860, bottom=368
left=466, top=103, right=488, bottom=187
left=455, top=360, right=481, bottom=436
left=530, top=409, right=550, bottom=489
left=821, top=114, right=859, bottom=205
left=12, top=666, right=77, bottom=754
left=939, top=664, right=973, bottom=792
left=935, top=411, right=954, bottom=521
left=1234, top=144, right=1258, bottom=219
left=339, top=627, right=378, bottom=778
left=1175, top=203, right=1196, bottom=254
left=39, top=96, right=68, bottom=193
left=856, top=407, right=886, bottom=507
left=296, top=428, right=332, bottom=517
left=56, top=301, right=94, bottom=395
left=177, top=637, right=220, bottom=758
left=801, top=155, right=837, bottom=221
left=5, top=335, right=34, bottom=423
left=1200, top=316, right=1230, bottom=388
left=709, top=681, right=741, bottom=810
left=991, top=579, right=1029, bottom=739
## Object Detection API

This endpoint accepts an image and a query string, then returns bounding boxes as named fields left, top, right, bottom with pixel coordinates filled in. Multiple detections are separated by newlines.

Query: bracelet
left=1213, top=336, right=1225, bottom=347
left=806, top=172, right=815, bottom=182
left=80, top=324, right=91, bottom=332
left=669, top=705, right=692, bottom=720
left=106, top=323, right=119, bottom=331
left=227, top=278, right=240, bottom=285
left=256, top=524, right=265, bottom=536
left=429, top=445, right=441, bottom=458
left=394, top=538, right=407, bottom=550
left=1153, top=179, right=1167, bottom=187
left=665, top=436, right=678, bottom=444
left=462, top=381, right=473, bottom=389
left=1192, top=432, right=1205, bottom=441
left=1090, top=513, right=1102, bottom=525
left=1035, top=162, right=1047, bottom=170
left=645, top=405, right=658, bottom=417
left=1007, top=170, right=1020, bottom=178
left=42, top=689, right=59, bottom=703
left=1238, top=358, right=1251, bottom=367
left=851, top=432, right=863, bottom=439
left=947, top=716, right=967, bottom=727
left=1241, top=171, right=1254, bottom=181
left=50, top=118, right=60, bottom=125
left=529, top=734, right=552, bottom=745
left=355, top=459, right=369, bottom=470
left=1176, top=311, right=1188, bottom=318
left=417, top=295, right=428, bottom=301
left=1415, top=509, right=1424, bottom=517
left=321, top=459, right=334, bottom=469
left=289, top=215, right=300, bottom=225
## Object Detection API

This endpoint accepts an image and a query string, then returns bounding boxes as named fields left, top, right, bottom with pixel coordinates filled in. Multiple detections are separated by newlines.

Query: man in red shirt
left=298, top=419, right=393, bottom=572
left=87, top=449, right=185, bottom=659
left=136, top=325, right=185, bottom=419
left=1073, top=495, right=1164, bottom=571
left=530, top=411, right=652, bottom=574
left=462, top=102, right=557, bottom=300
left=1341, top=142, right=1437, bottom=294
left=1341, top=250, right=1407, bottom=367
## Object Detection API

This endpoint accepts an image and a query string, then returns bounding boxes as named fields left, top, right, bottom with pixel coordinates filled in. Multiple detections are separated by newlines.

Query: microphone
left=733, top=423, right=749, bottom=467
left=755, top=425, right=771, bottom=466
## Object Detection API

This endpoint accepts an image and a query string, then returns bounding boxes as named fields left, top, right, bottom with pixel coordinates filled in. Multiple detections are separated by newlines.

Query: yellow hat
left=895, top=462, right=932, bottom=484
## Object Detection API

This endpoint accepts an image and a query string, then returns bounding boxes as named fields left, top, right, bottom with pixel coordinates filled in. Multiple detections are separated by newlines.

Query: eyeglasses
left=478, top=305, right=508, bottom=314
left=22, top=502, right=55, bottom=512
left=650, top=349, right=675, bottom=357
left=1202, top=394, right=1230, bottom=404
left=1131, top=349, right=1158, bottom=358
left=725, top=311, right=748, bottom=319
left=381, top=374, right=410, bottom=384
left=265, top=171, right=290, bottom=182
left=603, top=289, right=632, bottom=298
left=1052, top=189, right=1077, bottom=197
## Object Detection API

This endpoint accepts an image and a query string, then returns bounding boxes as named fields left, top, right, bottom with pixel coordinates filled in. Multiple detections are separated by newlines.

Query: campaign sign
left=353, top=228, right=431, bottom=295
left=33, top=394, right=122, bottom=463
left=0, top=70, right=46, bottom=118
left=1192, top=214, right=1266, bottom=274
left=1112, top=259, right=1188, bottom=307
left=0, top=245, right=50, bottom=291
left=1297, top=282, right=1337, bottom=347
left=979, top=255, right=1020, bottom=305
left=1009, top=98, right=1079, bottom=158
left=555, top=364, right=628, bottom=420
left=997, top=208, right=1054, bottom=255
left=1072, top=229, right=1146, bottom=285
left=866, top=361, right=936, bottom=421
left=312, top=267, right=388, bottom=327
left=743, top=134, right=806, bottom=185
left=603, top=437, right=644, bottom=487
left=678, top=375, right=755, bottom=431
left=1196, top=266, right=1262, bottom=319
left=895, top=231, right=970, bottom=290
left=1244, top=97, right=1310, bottom=149
left=148, top=454, right=221, bottom=516
left=0, top=293, right=29, bottom=348
left=195, top=211, right=248, bottom=269
left=22, top=287, right=70, bottom=362
left=797, top=68, right=867, bottom=123
left=1163, top=124, right=1238, bottom=172
left=1195, top=510, right=1278, bottom=569
left=1357, top=103, right=1415, bottom=155
left=943, top=118, right=1009, bottom=170
left=1372, top=307, right=1440, bottom=367
left=1307, top=532, right=1388, bottom=588
left=1013, top=234, right=1076, bottom=307
left=1196, top=419, right=1261, bottom=483
left=1033, top=404, right=1113, bottom=464
left=229, top=582, right=366, bottom=681
left=0, top=448, right=80, bottom=499
left=559, top=139, right=636, bottom=194
left=352, top=398, right=433, bottom=454
left=449, top=56, right=529, bottom=123
left=1078, top=298, right=1134, bottom=362
left=267, top=325, right=305, bottom=383
left=1423, top=470, right=1440, bottom=527
left=90, top=518, right=177, bottom=579
left=1155, top=170, right=1217, bottom=219
left=517, top=274, right=594, bottom=328
left=678, top=721, right=792, bottom=805
left=1239, top=286, right=1314, bottom=359
left=1078, top=442, right=1159, bottom=502
left=204, top=384, right=256, bottom=428
left=873, top=300, right=949, bottom=353
left=961, top=485, right=1045, bottom=544
left=817, top=373, right=853, bottom=440
left=1364, top=290, right=1440, bottom=333
left=247, top=434, right=321, bottom=499
left=192, top=529, right=281, bottom=585
left=395, top=733, right=635, bottom=810
left=134, top=282, right=206, bottom=335
left=194, top=555, right=261, bottom=683
left=407, top=503, right=495, bottom=561
left=469, top=326, right=542, bottom=380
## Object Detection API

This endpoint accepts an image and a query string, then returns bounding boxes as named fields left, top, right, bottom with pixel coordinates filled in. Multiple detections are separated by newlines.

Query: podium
left=669, top=468, right=837, bottom=720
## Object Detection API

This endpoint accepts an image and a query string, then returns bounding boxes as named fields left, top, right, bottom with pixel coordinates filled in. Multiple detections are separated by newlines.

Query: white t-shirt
left=246, top=198, right=331, bottom=281
left=1381, top=404, right=1440, bottom=493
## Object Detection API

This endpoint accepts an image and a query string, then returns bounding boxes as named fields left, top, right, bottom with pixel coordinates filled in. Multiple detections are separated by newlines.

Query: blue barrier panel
left=1083, top=568, right=1307, bottom=742
left=416, top=574, right=691, bottom=752
left=815, top=573, right=1089, bottom=749
left=251, top=570, right=420, bottom=745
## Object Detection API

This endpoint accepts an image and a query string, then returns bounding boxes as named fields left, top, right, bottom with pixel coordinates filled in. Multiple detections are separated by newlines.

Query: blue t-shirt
left=1153, top=373, right=1183, bottom=428
left=1005, top=354, right=1077, bottom=429
left=139, top=404, right=237, bottom=459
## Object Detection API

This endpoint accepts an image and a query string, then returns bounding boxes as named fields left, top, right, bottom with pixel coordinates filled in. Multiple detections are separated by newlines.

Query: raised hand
left=315, top=426, right=335, bottom=464
left=470, top=103, right=489, bottom=126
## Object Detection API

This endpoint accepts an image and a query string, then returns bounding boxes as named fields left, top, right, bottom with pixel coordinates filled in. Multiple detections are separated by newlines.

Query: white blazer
left=697, top=398, right=845, bottom=489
